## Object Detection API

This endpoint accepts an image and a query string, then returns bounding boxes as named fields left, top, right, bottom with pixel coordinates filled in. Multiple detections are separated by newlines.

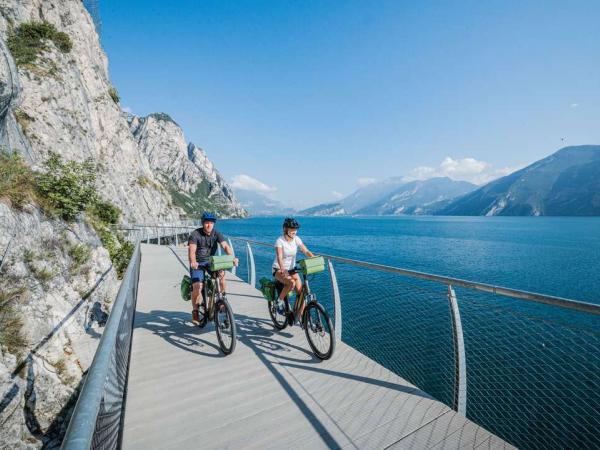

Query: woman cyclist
left=272, top=217, right=315, bottom=324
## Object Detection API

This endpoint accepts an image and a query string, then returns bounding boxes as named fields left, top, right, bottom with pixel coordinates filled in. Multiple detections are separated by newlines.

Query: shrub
left=68, top=243, right=91, bottom=271
left=7, top=21, right=73, bottom=67
left=88, top=199, right=121, bottom=225
left=136, top=175, right=150, bottom=187
left=90, top=221, right=133, bottom=279
left=0, top=150, right=37, bottom=209
left=23, top=249, right=34, bottom=264
left=36, top=152, right=97, bottom=221
left=0, top=288, right=26, bottom=354
left=108, top=87, right=119, bottom=104
left=31, top=265, right=54, bottom=283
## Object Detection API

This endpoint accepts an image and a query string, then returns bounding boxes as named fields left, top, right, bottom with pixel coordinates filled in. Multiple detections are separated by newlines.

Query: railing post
left=246, top=242, right=256, bottom=288
left=228, top=238, right=236, bottom=276
left=328, top=259, right=342, bottom=342
left=448, top=284, right=467, bottom=415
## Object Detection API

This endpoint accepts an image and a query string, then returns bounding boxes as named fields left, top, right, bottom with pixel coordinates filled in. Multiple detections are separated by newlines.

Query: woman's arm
left=300, top=243, right=314, bottom=258
left=276, top=246, right=287, bottom=274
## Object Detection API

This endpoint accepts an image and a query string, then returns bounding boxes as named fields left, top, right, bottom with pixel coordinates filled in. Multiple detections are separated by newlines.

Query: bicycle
left=196, top=256, right=237, bottom=355
left=265, top=257, right=335, bottom=360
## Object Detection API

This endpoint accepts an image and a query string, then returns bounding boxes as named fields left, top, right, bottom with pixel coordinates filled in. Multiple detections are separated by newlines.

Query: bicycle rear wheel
left=268, top=297, right=288, bottom=330
left=215, top=297, right=237, bottom=355
left=303, top=302, right=335, bottom=360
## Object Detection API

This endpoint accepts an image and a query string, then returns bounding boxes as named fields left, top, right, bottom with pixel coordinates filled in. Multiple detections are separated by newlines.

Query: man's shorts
left=190, top=262, right=212, bottom=284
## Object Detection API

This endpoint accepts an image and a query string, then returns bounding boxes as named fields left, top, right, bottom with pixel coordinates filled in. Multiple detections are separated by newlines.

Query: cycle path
left=121, top=244, right=513, bottom=449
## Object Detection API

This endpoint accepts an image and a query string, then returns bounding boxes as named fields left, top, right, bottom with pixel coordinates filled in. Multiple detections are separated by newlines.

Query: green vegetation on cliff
left=7, top=21, right=72, bottom=67
left=0, top=151, right=133, bottom=278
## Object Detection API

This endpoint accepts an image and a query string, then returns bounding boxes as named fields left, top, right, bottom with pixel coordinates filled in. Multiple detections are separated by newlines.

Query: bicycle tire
left=303, top=302, right=335, bottom=360
left=215, top=297, right=237, bottom=355
left=267, top=297, right=288, bottom=330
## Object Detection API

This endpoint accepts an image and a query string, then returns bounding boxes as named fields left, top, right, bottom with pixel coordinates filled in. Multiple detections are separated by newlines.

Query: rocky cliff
left=0, top=1, right=244, bottom=448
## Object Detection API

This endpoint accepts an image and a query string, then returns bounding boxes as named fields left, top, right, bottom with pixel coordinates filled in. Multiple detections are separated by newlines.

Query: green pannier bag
left=180, top=275, right=191, bottom=301
left=298, top=256, right=325, bottom=275
left=259, top=277, right=276, bottom=301
left=209, top=254, right=235, bottom=271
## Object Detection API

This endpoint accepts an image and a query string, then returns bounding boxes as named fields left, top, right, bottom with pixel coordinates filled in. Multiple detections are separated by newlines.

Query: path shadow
left=133, top=310, right=223, bottom=357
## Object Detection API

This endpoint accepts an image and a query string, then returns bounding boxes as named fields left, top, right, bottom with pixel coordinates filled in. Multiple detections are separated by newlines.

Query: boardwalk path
left=122, top=245, right=512, bottom=449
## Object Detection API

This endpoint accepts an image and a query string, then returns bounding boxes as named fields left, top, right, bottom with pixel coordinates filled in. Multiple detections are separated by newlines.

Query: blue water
left=219, top=215, right=600, bottom=303
left=217, top=216, right=600, bottom=449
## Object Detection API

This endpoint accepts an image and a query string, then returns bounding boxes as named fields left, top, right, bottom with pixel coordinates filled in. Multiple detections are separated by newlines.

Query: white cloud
left=331, top=190, right=345, bottom=200
left=357, top=177, right=377, bottom=187
left=403, top=157, right=521, bottom=185
left=570, top=103, right=579, bottom=108
left=122, top=105, right=133, bottom=114
left=231, top=174, right=277, bottom=193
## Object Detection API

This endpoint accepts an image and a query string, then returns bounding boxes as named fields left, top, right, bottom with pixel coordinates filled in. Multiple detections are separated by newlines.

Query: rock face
left=438, top=146, right=600, bottom=216
left=0, top=1, right=244, bottom=223
left=0, top=203, right=118, bottom=450
left=0, top=1, right=245, bottom=448
left=129, top=113, right=246, bottom=218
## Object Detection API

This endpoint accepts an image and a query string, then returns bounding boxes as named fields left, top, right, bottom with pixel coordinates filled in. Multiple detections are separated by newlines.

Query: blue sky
left=97, top=0, right=600, bottom=208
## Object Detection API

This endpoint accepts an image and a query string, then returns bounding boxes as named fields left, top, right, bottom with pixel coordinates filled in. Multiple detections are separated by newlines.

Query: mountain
left=300, top=177, right=476, bottom=216
left=300, top=201, right=346, bottom=216
left=234, top=189, right=295, bottom=216
left=356, top=177, right=476, bottom=215
left=438, top=146, right=600, bottom=216
left=299, top=177, right=406, bottom=216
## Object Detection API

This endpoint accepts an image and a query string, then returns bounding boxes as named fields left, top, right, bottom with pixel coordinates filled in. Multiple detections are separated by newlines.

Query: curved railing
left=118, top=224, right=600, bottom=449
left=62, top=241, right=141, bottom=450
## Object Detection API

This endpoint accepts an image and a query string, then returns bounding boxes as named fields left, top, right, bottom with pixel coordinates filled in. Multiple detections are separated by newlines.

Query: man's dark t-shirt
left=188, top=228, right=226, bottom=263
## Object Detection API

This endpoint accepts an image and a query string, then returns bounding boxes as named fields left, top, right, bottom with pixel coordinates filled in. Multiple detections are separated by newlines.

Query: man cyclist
left=188, top=212, right=238, bottom=325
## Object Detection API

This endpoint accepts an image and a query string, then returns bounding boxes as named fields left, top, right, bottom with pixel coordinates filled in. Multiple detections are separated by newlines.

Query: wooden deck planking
left=121, top=244, right=513, bottom=450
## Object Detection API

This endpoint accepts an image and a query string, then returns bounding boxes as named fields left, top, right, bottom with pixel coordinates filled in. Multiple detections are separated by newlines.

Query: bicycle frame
left=290, top=273, right=316, bottom=321
left=202, top=270, right=223, bottom=319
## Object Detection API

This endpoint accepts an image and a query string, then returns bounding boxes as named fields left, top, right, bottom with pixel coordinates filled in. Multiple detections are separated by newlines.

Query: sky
left=97, top=0, right=600, bottom=209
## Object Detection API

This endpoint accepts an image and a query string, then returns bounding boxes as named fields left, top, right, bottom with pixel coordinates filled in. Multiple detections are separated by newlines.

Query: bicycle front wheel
left=303, top=302, right=335, bottom=360
left=215, top=297, right=237, bottom=355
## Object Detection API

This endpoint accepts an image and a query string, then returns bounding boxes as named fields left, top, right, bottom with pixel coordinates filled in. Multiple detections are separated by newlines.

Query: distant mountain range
left=300, top=145, right=600, bottom=217
left=234, top=189, right=295, bottom=216
left=300, top=177, right=476, bottom=216
left=438, top=145, right=600, bottom=216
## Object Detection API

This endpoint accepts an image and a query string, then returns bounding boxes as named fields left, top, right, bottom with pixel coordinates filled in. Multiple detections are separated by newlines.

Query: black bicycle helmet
left=283, top=217, right=300, bottom=229
left=201, top=212, right=217, bottom=223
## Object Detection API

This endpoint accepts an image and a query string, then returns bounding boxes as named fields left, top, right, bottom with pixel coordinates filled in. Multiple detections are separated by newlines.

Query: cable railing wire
left=115, top=226, right=600, bottom=449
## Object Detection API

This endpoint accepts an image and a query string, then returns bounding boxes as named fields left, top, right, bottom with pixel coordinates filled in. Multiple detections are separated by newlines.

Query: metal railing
left=62, top=241, right=141, bottom=450
left=116, top=225, right=600, bottom=449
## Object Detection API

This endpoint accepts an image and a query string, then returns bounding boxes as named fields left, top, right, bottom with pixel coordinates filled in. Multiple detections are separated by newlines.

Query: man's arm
left=220, top=241, right=239, bottom=266
left=188, top=243, right=198, bottom=269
